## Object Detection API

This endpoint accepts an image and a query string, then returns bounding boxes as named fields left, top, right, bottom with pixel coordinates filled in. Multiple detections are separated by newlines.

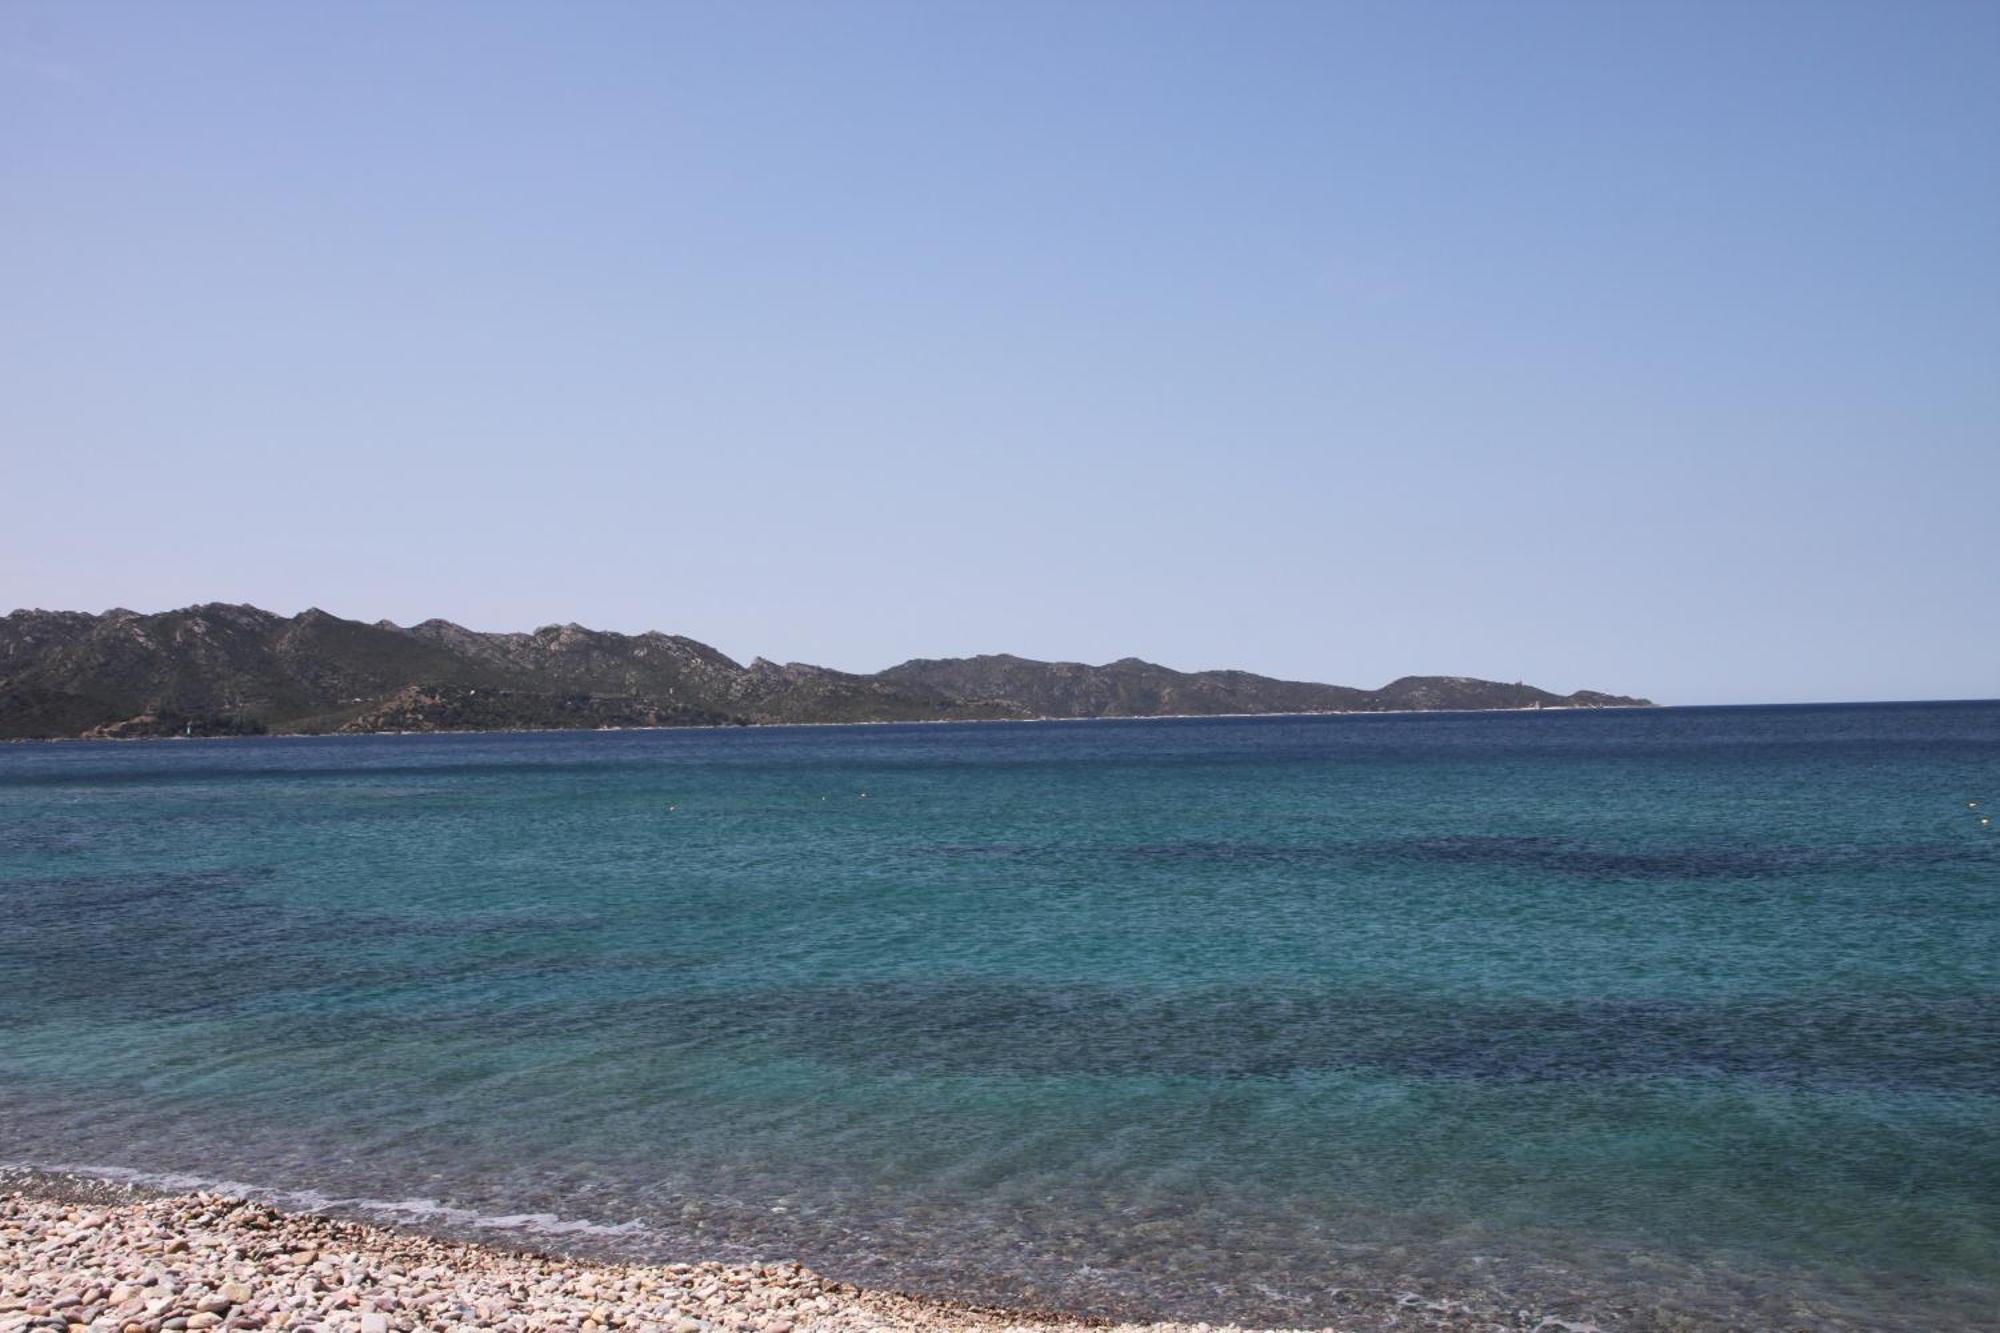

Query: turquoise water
left=1, top=704, right=1996, bottom=1329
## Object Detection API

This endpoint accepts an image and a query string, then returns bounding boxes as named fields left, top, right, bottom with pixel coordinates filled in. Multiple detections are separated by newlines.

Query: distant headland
left=0, top=604, right=1652, bottom=739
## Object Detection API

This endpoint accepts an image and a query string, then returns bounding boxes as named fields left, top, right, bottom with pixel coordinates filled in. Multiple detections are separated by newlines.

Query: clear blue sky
left=4, top=2, right=1994, bottom=704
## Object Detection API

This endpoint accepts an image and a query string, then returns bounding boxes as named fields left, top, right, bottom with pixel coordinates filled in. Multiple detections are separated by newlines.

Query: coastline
left=3, top=1159, right=1892, bottom=1333
left=2, top=703, right=1660, bottom=745
left=0, top=1170, right=1337, bottom=1333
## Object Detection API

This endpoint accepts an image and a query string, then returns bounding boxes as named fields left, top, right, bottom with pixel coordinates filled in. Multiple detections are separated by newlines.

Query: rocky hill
left=0, top=604, right=1652, bottom=739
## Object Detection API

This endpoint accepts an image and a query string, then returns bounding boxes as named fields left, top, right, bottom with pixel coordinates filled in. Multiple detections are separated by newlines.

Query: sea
left=2, top=703, right=1996, bottom=1330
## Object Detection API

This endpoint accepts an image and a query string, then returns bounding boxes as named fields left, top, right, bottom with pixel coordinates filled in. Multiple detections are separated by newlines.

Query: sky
left=3, top=2, right=1995, bottom=705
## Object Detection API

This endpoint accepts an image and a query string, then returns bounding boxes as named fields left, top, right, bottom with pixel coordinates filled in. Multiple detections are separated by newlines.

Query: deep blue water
left=2, top=703, right=1997, bottom=1329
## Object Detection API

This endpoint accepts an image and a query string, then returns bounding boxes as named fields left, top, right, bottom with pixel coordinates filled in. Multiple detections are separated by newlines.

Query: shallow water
left=2, top=704, right=1996, bottom=1329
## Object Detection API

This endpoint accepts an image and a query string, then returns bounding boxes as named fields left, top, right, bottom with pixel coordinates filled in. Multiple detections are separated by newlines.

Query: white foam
left=6, top=1158, right=647, bottom=1240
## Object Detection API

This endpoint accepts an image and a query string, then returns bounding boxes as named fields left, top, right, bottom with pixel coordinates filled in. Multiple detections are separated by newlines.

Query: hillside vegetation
left=0, top=604, right=1652, bottom=739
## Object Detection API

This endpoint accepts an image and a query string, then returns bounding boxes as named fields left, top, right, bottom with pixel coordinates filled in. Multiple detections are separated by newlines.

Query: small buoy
left=860, top=792, right=869, bottom=799
left=666, top=804, right=676, bottom=812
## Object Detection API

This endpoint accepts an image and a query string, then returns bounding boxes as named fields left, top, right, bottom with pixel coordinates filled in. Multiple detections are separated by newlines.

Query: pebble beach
left=1, top=1186, right=1376, bottom=1333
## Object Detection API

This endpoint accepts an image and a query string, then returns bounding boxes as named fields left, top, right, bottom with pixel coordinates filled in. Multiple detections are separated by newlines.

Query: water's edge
left=0, top=1155, right=1953, bottom=1333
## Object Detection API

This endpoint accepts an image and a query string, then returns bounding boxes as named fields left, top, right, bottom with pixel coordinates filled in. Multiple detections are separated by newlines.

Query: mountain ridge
left=0, top=603, right=1653, bottom=739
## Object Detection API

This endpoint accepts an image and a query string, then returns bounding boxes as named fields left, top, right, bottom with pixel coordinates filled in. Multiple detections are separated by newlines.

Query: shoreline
left=0, top=1169, right=1334, bottom=1333
left=5, top=703, right=1662, bottom=745
left=6, top=1157, right=1898, bottom=1333
left=1, top=1122, right=1973, bottom=1333
left=19, top=697, right=2000, bottom=745
left=0, top=1163, right=1618, bottom=1333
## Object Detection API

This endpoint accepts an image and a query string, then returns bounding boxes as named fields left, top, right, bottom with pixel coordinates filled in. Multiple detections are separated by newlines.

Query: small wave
left=4, top=1158, right=648, bottom=1241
